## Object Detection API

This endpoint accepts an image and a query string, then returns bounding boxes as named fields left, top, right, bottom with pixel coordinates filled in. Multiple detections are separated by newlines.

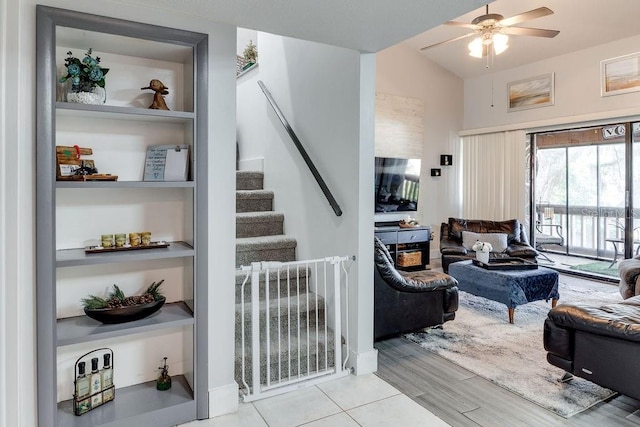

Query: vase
left=476, top=250, right=490, bottom=264
left=66, top=86, right=106, bottom=105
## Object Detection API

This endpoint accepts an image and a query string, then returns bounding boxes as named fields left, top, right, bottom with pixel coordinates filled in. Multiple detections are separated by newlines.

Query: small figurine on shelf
left=156, top=357, right=172, bottom=390
left=141, top=79, right=170, bottom=110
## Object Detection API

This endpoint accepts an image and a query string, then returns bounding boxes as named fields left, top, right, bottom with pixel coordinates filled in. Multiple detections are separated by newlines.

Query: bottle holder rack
left=73, top=347, right=115, bottom=416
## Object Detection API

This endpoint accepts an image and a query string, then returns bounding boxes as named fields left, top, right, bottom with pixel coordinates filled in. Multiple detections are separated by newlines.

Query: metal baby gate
left=238, top=256, right=352, bottom=401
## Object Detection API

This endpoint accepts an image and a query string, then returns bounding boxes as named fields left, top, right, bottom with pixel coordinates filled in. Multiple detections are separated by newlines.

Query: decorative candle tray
left=85, top=241, right=170, bottom=253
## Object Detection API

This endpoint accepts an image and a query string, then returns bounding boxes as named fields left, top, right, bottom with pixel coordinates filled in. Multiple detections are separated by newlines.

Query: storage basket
left=397, top=251, right=422, bottom=267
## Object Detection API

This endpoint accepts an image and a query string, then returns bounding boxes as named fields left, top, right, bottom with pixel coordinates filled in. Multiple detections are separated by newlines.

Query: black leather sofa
left=374, top=237, right=458, bottom=340
left=543, top=297, right=640, bottom=400
left=439, top=217, right=538, bottom=273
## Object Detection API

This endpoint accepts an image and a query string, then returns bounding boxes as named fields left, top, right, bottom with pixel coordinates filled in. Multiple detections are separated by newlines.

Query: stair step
left=236, top=235, right=297, bottom=268
left=236, top=212, right=284, bottom=238
left=235, top=290, right=326, bottom=325
left=235, top=325, right=337, bottom=388
left=235, top=291, right=329, bottom=378
left=236, top=190, right=273, bottom=213
left=235, top=267, right=310, bottom=304
left=235, top=326, right=336, bottom=367
left=237, top=170, right=264, bottom=191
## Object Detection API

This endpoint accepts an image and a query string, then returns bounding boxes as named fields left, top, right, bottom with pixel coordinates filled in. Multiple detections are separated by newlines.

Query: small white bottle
left=75, top=361, right=91, bottom=414
left=90, top=357, right=102, bottom=407
left=101, top=353, right=114, bottom=402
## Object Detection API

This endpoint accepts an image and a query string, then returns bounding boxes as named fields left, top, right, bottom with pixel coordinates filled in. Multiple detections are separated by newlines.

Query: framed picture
left=601, top=52, right=640, bottom=97
left=507, top=73, right=554, bottom=112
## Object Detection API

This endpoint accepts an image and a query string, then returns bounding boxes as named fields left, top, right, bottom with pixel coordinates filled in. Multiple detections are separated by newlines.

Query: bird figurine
left=141, top=79, right=170, bottom=110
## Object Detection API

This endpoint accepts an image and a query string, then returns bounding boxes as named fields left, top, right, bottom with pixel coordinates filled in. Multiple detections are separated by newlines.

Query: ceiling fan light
left=492, top=33, right=509, bottom=55
left=468, top=37, right=483, bottom=58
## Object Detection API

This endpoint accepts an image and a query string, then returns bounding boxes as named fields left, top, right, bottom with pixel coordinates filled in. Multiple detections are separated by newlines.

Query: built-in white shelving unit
left=36, top=6, right=208, bottom=426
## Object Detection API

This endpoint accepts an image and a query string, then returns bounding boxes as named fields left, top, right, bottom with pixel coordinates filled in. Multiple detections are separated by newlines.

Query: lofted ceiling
left=113, top=0, right=486, bottom=52
left=114, top=0, right=640, bottom=80
left=403, top=0, right=640, bottom=79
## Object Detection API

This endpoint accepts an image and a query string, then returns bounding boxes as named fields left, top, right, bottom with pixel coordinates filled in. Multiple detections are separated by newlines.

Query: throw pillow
left=462, top=231, right=508, bottom=253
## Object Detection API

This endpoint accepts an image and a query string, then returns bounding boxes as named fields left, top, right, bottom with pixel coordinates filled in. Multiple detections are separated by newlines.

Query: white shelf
left=57, top=302, right=194, bottom=347
left=56, top=242, right=194, bottom=268
left=56, top=181, right=195, bottom=189
left=56, top=102, right=195, bottom=122
left=57, top=375, right=195, bottom=427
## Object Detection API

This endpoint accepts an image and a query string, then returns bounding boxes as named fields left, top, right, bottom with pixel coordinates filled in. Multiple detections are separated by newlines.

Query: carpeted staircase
left=235, top=171, right=336, bottom=393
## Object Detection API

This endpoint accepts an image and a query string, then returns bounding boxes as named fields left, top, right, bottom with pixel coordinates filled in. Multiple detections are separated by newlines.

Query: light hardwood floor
left=375, top=337, right=640, bottom=426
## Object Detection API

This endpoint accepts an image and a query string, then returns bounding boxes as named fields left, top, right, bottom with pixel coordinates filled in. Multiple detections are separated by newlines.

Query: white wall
left=237, top=32, right=377, bottom=373
left=1, top=1, right=238, bottom=425
left=237, top=28, right=258, bottom=58
left=464, top=34, right=640, bottom=132
left=376, top=43, right=465, bottom=251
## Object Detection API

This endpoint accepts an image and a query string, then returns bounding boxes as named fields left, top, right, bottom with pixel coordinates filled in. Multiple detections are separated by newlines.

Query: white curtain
left=461, top=130, right=527, bottom=221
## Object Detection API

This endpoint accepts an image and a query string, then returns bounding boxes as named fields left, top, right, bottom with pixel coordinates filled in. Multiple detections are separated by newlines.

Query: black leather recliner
left=374, top=237, right=459, bottom=340
left=543, top=297, right=640, bottom=400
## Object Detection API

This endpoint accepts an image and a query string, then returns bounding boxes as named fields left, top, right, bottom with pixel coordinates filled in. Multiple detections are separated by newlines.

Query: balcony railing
left=535, top=204, right=640, bottom=259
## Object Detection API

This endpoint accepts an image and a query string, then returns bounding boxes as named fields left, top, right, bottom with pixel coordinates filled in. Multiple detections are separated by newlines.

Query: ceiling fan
left=420, top=5, right=560, bottom=58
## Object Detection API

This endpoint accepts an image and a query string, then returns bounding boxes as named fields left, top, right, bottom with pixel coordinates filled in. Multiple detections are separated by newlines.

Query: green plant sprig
left=82, top=280, right=165, bottom=309
left=81, top=295, right=109, bottom=310
left=108, top=284, right=126, bottom=300
left=145, top=279, right=165, bottom=301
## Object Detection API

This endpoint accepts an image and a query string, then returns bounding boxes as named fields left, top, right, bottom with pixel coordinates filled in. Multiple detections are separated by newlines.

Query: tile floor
left=179, top=373, right=449, bottom=427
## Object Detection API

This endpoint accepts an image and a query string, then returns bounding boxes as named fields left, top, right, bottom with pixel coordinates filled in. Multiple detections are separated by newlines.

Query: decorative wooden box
left=397, top=251, right=422, bottom=267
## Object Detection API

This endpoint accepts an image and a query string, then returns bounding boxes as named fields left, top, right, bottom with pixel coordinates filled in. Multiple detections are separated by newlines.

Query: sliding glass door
left=632, top=123, right=640, bottom=258
left=534, top=124, right=629, bottom=264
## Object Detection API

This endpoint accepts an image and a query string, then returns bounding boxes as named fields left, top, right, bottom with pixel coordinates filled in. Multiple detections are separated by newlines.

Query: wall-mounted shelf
left=56, top=102, right=195, bottom=122
left=57, top=375, right=195, bottom=427
left=56, top=241, right=195, bottom=267
left=56, top=181, right=196, bottom=189
left=57, top=302, right=194, bottom=347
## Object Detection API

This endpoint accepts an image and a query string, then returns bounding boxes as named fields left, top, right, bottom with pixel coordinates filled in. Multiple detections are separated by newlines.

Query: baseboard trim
left=208, top=382, right=239, bottom=418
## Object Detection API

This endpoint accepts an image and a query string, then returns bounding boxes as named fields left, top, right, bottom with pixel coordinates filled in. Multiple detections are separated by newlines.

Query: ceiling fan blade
left=420, top=32, right=477, bottom=51
left=499, top=7, right=553, bottom=27
left=444, top=20, right=481, bottom=30
left=502, top=26, right=560, bottom=38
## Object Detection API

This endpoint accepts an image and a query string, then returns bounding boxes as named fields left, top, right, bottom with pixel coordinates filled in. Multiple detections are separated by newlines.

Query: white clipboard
left=143, top=145, right=189, bottom=181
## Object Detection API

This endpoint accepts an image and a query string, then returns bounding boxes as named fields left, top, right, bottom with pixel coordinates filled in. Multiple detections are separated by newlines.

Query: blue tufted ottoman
left=448, top=260, right=559, bottom=323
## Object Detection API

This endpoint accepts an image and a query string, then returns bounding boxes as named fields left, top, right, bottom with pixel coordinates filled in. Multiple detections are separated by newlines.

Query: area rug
left=570, top=261, right=619, bottom=278
left=405, top=274, right=622, bottom=418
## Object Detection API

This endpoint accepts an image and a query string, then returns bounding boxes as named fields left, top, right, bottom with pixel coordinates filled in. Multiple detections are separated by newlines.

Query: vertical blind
left=461, top=130, right=527, bottom=221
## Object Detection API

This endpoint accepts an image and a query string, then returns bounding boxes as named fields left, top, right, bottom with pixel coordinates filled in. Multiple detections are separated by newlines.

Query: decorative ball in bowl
left=84, top=297, right=166, bottom=324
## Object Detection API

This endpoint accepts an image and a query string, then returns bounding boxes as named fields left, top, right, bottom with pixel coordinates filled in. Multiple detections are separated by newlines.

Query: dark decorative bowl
left=84, top=298, right=166, bottom=324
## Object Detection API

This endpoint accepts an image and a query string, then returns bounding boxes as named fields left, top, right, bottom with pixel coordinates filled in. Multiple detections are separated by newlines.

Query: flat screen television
left=374, top=157, right=421, bottom=219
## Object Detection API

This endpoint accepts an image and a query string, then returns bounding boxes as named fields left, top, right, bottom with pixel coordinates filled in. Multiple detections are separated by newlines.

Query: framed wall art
left=601, top=52, right=640, bottom=97
left=507, top=73, right=554, bottom=112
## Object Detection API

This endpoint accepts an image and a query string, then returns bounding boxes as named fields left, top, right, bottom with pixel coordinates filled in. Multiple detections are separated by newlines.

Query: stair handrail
left=257, top=80, right=343, bottom=217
